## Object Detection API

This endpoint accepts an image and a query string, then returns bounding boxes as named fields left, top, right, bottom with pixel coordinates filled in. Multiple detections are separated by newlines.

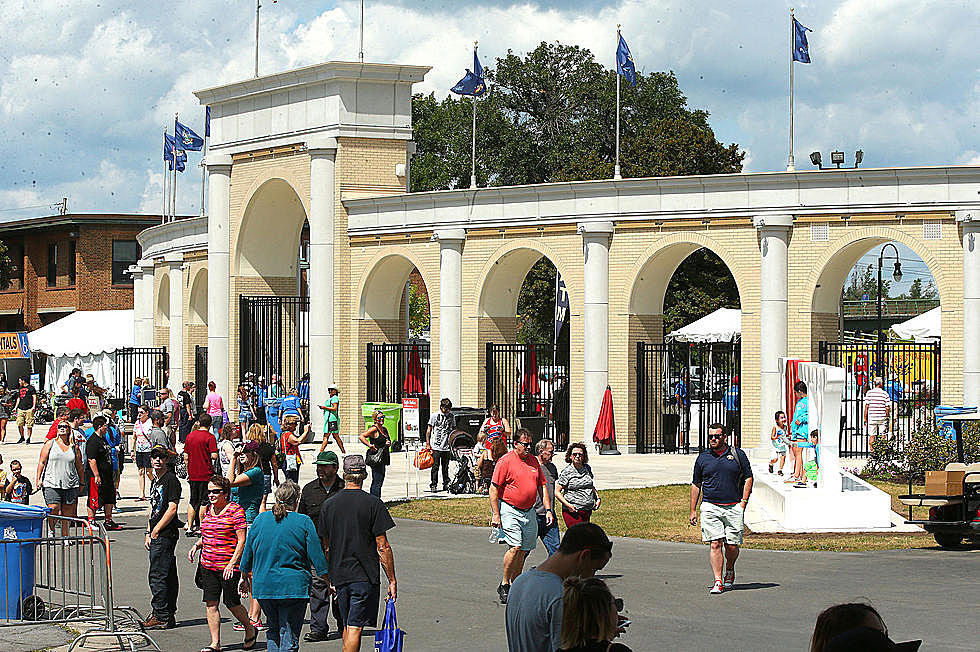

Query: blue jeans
left=258, top=598, right=308, bottom=652
left=369, top=464, right=386, bottom=497
left=537, top=513, right=560, bottom=555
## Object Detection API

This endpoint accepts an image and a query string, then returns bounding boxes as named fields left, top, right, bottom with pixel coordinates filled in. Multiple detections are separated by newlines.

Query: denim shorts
left=43, top=486, right=78, bottom=505
left=335, top=581, right=380, bottom=629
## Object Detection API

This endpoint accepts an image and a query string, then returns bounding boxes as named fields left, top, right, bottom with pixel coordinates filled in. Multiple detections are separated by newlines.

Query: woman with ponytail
left=558, top=577, right=632, bottom=652
left=240, top=480, right=327, bottom=652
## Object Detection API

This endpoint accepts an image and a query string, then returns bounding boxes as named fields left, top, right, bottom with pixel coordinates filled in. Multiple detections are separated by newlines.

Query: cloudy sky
left=0, top=0, right=977, bottom=224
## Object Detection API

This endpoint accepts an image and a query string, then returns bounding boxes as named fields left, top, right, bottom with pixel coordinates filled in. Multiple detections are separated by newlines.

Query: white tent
left=890, top=306, right=940, bottom=342
left=666, top=308, right=741, bottom=343
left=27, top=310, right=134, bottom=393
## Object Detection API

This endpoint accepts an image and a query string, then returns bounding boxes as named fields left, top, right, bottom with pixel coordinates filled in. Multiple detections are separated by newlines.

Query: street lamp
left=876, top=243, right=903, bottom=371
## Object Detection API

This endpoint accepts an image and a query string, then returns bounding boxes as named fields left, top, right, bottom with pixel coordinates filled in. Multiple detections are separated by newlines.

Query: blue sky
left=0, top=0, right=976, bottom=226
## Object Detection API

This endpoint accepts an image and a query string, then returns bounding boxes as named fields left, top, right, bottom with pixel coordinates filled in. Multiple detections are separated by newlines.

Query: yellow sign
left=0, top=332, right=30, bottom=359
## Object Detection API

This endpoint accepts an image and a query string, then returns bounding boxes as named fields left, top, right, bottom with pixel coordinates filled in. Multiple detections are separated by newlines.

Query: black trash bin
left=662, top=413, right=679, bottom=452
left=516, top=414, right=548, bottom=446
left=449, top=407, right=487, bottom=438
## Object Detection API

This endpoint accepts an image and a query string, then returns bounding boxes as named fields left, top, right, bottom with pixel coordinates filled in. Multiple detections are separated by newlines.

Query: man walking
left=15, top=376, right=37, bottom=444
left=425, top=398, right=455, bottom=492
left=505, top=523, right=613, bottom=652
left=183, top=413, right=217, bottom=536
left=689, top=423, right=753, bottom=594
left=85, top=416, right=121, bottom=529
left=177, top=381, right=195, bottom=444
left=143, top=445, right=181, bottom=629
left=863, top=377, right=892, bottom=448
left=490, top=428, right=553, bottom=604
left=318, top=455, right=396, bottom=652
left=300, top=451, right=345, bottom=643
left=674, top=369, right=690, bottom=447
left=534, top=439, right=560, bottom=555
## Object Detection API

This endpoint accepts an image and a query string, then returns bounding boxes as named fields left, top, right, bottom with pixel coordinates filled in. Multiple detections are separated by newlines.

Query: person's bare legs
left=229, top=603, right=254, bottom=636
left=724, top=543, right=739, bottom=572
left=343, top=625, right=364, bottom=652
left=138, top=467, right=147, bottom=499
left=45, top=504, right=62, bottom=535
left=186, top=503, right=198, bottom=532
left=248, top=597, right=261, bottom=625
left=204, top=601, right=222, bottom=649
left=62, top=502, right=77, bottom=537
left=103, top=504, right=113, bottom=523
left=709, top=539, right=725, bottom=582
left=502, top=547, right=527, bottom=585
left=0, top=418, right=7, bottom=442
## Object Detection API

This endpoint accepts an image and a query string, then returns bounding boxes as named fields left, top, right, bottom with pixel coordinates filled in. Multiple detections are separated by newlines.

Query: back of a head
left=558, top=523, right=611, bottom=556
left=823, top=627, right=921, bottom=652
left=150, top=410, right=165, bottom=426
left=197, top=412, right=212, bottom=429
left=560, top=576, right=617, bottom=649
left=795, top=380, right=808, bottom=394
left=272, top=480, right=300, bottom=522
left=810, top=603, right=884, bottom=652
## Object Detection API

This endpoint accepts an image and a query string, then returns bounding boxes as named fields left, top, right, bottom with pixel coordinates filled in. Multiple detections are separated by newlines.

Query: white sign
left=402, top=397, right=420, bottom=439
left=29, top=373, right=40, bottom=389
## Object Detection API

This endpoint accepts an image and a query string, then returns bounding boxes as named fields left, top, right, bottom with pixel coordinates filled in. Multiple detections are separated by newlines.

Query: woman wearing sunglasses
left=359, top=409, right=391, bottom=497
left=555, top=442, right=600, bottom=528
left=187, top=475, right=257, bottom=652
left=36, top=420, right=83, bottom=536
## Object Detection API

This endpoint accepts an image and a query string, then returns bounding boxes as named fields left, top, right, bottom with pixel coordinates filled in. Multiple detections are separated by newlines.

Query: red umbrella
left=592, top=385, right=616, bottom=447
left=403, top=345, right=425, bottom=395
left=520, top=347, right=540, bottom=395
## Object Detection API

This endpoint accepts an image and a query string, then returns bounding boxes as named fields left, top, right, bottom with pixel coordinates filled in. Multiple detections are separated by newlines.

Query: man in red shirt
left=489, top=428, right=553, bottom=604
left=182, top=413, right=217, bottom=536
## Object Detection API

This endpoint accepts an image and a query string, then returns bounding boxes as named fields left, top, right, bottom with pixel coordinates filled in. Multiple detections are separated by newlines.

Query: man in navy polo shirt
left=689, top=422, right=752, bottom=595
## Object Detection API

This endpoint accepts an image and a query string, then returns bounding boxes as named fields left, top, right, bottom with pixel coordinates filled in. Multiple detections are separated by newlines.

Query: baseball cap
left=327, top=383, right=339, bottom=391
left=343, top=455, right=366, bottom=473
left=241, top=441, right=260, bottom=453
left=150, top=445, right=170, bottom=458
left=316, top=451, right=339, bottom=466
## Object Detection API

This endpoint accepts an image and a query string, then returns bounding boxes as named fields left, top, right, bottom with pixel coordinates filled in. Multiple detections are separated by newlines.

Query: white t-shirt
left=865, top=387, right=891, bottom=423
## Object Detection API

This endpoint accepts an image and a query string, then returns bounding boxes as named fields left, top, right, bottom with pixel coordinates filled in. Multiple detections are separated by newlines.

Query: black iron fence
left=239, top=295, right=309, bottom=392
left=818, top=340, right=941, bottom=457
left=366, top=342, right=431, bottom=405
left=114, top=347, right=167, bottom=399
left=194, top=345, right=208, bottom=410
left=636, top=341, right=741, bottom=453
left=486, top=342, right=570, bottom=450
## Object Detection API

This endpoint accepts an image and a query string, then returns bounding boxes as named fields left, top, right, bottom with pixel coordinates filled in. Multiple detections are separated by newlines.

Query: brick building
left=0, top=213, right=168, bottom=331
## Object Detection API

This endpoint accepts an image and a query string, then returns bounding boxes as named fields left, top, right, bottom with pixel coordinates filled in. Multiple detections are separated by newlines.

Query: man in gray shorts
left=689, top=422, right=753, bottom=595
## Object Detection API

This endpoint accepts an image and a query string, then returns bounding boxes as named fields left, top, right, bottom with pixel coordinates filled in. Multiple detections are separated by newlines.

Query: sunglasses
left=514, top=440, right=532, bottom=448
left=150, top=454, right=167, bottom=460
left=207, top=489, right=224, bottom=495
left=570, top=452, right=584, bottom=457
left=708, top=433, right=725, bottom=439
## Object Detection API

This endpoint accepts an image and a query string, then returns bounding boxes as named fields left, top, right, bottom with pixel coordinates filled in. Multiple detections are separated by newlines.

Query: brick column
left=308, top=137, right=338, bottom=435
left=753, top=214, right=793, bottom=444
left=206, top=154, right=232, bottom=400
left=165, top=254, right=185, bottom=391
left=434, top=229, right=465, bottom=404
left=578, top=222, right=614, bottom=441
left=957, top=210, right=980, bottom=405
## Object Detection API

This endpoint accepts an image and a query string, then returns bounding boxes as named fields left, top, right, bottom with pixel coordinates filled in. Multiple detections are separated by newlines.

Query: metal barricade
left=0, top=514, right=159, bottom=651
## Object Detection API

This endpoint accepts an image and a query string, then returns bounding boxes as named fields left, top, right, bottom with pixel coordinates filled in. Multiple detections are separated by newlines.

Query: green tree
left=0, top=240, right=14, bottom=290
left=843, top=264, right=891, bottom=302
left=663, top=249, right=739, bottom=334
left=407, top=282, right=430, bottom=339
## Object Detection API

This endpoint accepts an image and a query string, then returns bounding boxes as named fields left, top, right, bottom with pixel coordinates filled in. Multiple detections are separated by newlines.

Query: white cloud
left=0, top=0, right=977, bottom=214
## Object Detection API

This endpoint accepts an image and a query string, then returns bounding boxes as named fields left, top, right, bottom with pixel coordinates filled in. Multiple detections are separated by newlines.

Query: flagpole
left=255, top=0, right=261, bottom=77
left=787, top=8, right=796, bottom=172
left=614, top=25, right=622, bottom=180
left=359, top=0, right=364, bottom=62
left=172, top=113, right=179, bottom=221
left=200, top=131, right=208, bottom=217
left=471, top=41, right=478, bottom=190
left=162, top=129, right=169, bottom=225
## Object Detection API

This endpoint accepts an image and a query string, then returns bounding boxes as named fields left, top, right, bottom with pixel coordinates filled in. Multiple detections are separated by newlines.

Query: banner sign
left=402, top=397, right=420, bottom=439
left=0, top=333, right=30, bottom=359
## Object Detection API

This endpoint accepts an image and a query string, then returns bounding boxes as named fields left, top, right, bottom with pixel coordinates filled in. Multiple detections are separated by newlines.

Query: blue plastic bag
left=374, top=598, right=404, bottom=652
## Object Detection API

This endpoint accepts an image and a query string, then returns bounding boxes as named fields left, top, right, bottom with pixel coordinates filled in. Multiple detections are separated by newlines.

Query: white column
left=165, top=254, right=185, bottom=391
left=754, top=214, right=793, bottom=445
left=307, top=137, right=338, bottom=435
left=578, top=221, right=613, bottom=440
left=207, top=155, right=232, bottom=400
left=137, top=260, right=155, bottom=347
left=957, top=210, right=980, bottom=406
left=129, top=264, right=147, bottom=346
left=434, top=229, right=465, bottom=404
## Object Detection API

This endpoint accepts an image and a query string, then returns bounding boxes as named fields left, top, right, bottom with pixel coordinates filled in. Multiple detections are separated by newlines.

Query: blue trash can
left=265, top=398, right=283, bottom=437
left=0, top=501, right=48, bottom=619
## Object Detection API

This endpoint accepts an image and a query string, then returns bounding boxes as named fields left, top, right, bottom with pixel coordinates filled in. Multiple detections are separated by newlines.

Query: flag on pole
left=164, top=134, right=187, bottom=172
left=450, top=50, right=487, bottom=96
left=793, top=18, right=812, bottom=63
left=554, top=273, right=569, bottom=344
left=204, top=106, right=211, bottom=138
left=175, top=119, right=204, bottom=151
left=616, top=34, right=636, bottom=85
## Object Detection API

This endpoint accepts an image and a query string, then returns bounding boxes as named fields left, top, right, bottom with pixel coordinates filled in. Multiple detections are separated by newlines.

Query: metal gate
left=114, top=347, right=167, bottom=398
left=366, top=342, right=431, bottom=404
left=636, top=341, right=741, bottom=453
left=194, top=345, right=208, bottom=409
left=239, top=296, right=309, bottom=392
left=819, top=340, right=940, bottom=457
left=486, top=342, right=570, bottom=450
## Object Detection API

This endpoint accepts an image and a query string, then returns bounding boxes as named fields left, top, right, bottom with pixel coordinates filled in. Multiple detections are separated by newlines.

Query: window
left=68, top=240, right=76, bottom=286
left=1, top=239, right=23, bottom=291
left=47, top=243, right=57, bottom=287
left=111, top=240, right=139, bottom=285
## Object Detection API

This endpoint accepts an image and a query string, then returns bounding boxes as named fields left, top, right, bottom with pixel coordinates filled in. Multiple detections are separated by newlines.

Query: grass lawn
left=388, top=482, right=935, bottom=552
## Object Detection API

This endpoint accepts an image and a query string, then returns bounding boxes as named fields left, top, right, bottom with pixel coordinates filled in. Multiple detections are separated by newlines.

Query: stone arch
left=235, top=178, right=309, bottom=279
left=477, top=239, right=574, bottom=318
left=357, top=250, right=434, bottom=321
left=156, top=273, right=170, bottom=326
left=189, top=268, right=208, bottom=326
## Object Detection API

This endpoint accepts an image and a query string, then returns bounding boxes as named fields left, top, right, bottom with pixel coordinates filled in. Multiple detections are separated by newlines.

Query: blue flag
left=450, top=51, right=486, bottom=96
left=175, top=119, right=204, bottom=151
left=793, top=18, right=811, bottom=63
left=205, top=106, right=211, bottom=138
left=164, top=134, right=187, bottom=172
left=554, top=274, right=569, bottom=343
left=616, top=34, right=636, bottom=86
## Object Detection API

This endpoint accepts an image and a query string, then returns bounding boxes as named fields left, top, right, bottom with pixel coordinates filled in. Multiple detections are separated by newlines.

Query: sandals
left=243, top=630, right=258, bottom=650
left=199, top=647, right=220, bottom=652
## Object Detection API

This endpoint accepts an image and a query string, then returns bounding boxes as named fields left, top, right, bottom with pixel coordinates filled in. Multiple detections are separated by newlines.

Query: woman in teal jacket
left=240, top=480, right=327, bottom=652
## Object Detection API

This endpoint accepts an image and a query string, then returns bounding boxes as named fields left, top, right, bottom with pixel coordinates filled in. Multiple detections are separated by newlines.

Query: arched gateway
left=133, top=60, right=980, bottom=452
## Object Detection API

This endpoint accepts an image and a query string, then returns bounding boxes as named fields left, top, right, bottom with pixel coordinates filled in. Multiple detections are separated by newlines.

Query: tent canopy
left=28, top=310, right=134, bottom=357
left=890, top=306, right=940, bottom=342
left=666, top=308, right=741, bottom=343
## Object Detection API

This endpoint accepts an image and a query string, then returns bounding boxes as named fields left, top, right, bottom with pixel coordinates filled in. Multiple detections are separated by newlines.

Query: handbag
left=413, top=448, right=433, bottom=470
left=175, top=459, right=188, bottom=480
left=374, top=598, right=404, bottom=652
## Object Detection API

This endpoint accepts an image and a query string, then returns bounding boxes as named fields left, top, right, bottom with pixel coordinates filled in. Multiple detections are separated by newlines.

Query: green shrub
left=862, top=434, right=905, bottom=480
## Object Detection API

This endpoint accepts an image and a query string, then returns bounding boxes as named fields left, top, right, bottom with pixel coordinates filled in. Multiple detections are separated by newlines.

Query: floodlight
left=854, top=149, right=864, bottom=166
left=831, top=151, right=845, bottom=167
left=809, top=151, right=822, bottom=169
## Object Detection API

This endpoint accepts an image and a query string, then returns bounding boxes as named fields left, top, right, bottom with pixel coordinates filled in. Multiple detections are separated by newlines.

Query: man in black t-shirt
left=143, top=445, right=181, bottom=629
left=15, top=376, right=37, bottom=444
left=319, top=454, right=396, bottom=651
left=177, top=382, right=195, bottom=443
left=85, top=416, right=120, bottom=529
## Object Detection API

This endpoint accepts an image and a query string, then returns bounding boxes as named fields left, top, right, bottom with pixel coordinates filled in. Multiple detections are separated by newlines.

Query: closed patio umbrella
left=593, top=385, right=620, bottom=455
left=403, top=344, right=425, bottom=395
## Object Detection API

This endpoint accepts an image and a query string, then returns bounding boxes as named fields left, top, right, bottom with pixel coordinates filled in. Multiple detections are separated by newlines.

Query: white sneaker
left=709, top=580, right=724, bottom=594
left=722, top=569, right=735, bottom=588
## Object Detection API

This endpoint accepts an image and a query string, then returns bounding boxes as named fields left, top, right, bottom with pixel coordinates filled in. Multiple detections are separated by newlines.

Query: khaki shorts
left=15, top=408, right=34, bottom=429
left=700, top=501, right=744, bottom=545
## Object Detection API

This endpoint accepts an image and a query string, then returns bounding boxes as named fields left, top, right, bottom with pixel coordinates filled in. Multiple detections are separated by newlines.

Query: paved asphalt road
left=99, top=509, right=978, bottom=652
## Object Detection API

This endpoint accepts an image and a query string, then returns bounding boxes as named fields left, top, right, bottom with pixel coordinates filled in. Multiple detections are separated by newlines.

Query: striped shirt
left=200, top=502, right=246, bottom=571
left=865, top=387, right=891, bottom=423
left=484, top=417, right=505, bottom=449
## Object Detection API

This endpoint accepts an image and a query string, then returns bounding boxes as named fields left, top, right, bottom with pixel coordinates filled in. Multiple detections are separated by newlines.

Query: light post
left=876, top=243, right=903, bottom=373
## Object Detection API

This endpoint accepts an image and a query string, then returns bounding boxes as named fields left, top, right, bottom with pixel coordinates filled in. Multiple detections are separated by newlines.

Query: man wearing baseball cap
left=300, top=451, right=345, bottom=642
left=143, top=444, right=181, bottom=629
left=319, top=455, right=397, bottom=651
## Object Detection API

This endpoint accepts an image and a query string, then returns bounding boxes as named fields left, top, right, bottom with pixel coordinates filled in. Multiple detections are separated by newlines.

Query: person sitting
left=558, top=576, right=631, bottom=652
left=810, top=602, right=920, bottom=652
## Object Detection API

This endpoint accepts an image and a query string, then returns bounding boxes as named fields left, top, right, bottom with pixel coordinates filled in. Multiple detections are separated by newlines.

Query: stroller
left=447, top=430, right=478, bottom=495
